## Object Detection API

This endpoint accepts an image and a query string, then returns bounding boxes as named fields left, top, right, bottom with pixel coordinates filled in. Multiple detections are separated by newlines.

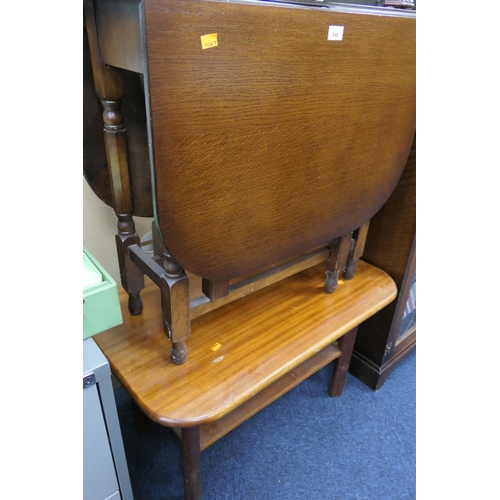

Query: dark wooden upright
left=84, top=0, right=145, bottom=316
left=349, top=135, right=417, bottom=390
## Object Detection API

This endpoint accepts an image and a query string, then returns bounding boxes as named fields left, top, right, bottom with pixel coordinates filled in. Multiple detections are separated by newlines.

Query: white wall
left=83, top=177, right=153, bottom=283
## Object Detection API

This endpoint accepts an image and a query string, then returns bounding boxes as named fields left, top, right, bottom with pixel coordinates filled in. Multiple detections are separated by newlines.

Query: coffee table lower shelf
left=172, top=342, right=341, bottom=450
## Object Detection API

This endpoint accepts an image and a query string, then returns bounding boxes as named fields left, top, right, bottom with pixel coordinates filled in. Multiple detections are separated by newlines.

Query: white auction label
left=327, top=25, right=344, bottom=41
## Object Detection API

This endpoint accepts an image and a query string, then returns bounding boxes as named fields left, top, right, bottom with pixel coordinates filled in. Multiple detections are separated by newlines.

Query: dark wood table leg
left=343, top=221, right=370, bottom=280
left=324, top=233, right=352, bottom=293
left=84, top=0, right=145, bottom=316
left=160, top=253, right=191, bottom=365
left=329, top=327, right=358, bottom=397
left=182, top=427, right=202, bottom=500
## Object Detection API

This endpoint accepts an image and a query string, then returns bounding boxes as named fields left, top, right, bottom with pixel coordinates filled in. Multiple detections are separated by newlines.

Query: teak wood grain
left=144, top=0, right=416, bottom=280
left=172, top=342, right=342, bottom=450
left=94, top=260, right=396, bottom=428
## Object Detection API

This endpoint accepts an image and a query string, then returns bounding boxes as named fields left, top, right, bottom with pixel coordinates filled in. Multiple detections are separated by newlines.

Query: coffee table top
left=94, top=260, right=396, bottom=427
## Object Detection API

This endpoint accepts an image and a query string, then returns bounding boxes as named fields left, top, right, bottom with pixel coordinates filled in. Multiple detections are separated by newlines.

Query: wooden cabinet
left=349, top=136, right=416, bottom=390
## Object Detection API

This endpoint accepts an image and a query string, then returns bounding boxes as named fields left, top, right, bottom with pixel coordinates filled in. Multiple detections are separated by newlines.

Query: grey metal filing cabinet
left=83, top=338, right=134, bottom=500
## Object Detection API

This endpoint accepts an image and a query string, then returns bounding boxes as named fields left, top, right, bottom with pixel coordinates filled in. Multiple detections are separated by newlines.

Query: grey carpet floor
left=114, top=350, right=416, bottom=500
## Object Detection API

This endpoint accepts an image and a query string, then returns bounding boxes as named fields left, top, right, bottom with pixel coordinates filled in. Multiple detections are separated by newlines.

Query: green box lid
left=83, top=248, right=123, bottom=339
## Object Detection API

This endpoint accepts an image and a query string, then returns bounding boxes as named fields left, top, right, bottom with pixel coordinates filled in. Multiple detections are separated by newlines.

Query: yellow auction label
left=210, top=342, right=222, bottom=352
left=201, top=33, right=218, bottom=49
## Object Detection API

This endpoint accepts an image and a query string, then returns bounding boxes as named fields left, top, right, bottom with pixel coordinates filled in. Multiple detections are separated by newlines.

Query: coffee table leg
left=182, top=427, right=202, bottom=500
left=329, top=327, right=358, bottom=397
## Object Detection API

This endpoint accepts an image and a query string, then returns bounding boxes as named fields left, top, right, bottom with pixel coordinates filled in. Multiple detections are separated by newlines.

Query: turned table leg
left=343, top=221, right=370, bottom=281
left=102, top=97, right=145, bottom=316
left=116, top=214, right=145, bottom=316
left=182, top=427, right=202, bottom=500
left=329, top=327, right=358, bottom=397
left=160, top=253, right=191, bottom=365
left=324, top=233, right=352, bottom=293
left=84, top=0, right=145, bottom=315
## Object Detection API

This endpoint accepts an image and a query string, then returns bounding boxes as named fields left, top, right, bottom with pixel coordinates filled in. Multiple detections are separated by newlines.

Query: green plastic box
left=83, top=248, right=123, bottom=339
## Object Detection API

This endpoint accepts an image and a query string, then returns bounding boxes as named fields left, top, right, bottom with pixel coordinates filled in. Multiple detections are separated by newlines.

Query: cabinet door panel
left=83, top=384, right=119, bottom=500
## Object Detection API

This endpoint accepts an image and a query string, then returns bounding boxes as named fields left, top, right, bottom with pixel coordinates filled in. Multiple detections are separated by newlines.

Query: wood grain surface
left=175, top=342, right=342, bottom=450
left=94, top=260, right=396, bottom=427
left=144, top=0, right=416, bottom=280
